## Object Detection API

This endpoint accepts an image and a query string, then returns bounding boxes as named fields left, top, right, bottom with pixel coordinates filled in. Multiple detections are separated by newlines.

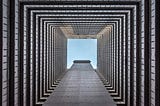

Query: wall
left=97, top=0, right=158, bottom=106
left=0, top=1, right=67, bottom=106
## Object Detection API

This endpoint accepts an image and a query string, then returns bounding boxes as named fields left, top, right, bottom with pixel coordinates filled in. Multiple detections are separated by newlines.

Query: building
left=0, top=0, right=160, bottom=106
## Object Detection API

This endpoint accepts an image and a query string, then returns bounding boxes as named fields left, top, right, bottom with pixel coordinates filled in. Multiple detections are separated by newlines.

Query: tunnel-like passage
left=0, top=0, right=160, bottom=106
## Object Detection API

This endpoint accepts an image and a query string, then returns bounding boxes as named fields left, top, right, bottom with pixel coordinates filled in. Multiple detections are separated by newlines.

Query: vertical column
left=144, top=0, right=151, bottom=106
left=42, top=20, right=46, bottom=97
left=2, top=1, right=9, bottom=105
left=0, top=0, right=2, bottom=105
left=116, top=21, right=120, bottom=96
left=113, top=24, right=116, bottom=92
left=8, top=0, right=15, bottom=105
left=30, top=11, right=33, bottom=106
left=26, top=9, right=31, bottom=106
left=53, top=27, right=56, bottom=84
left=124, top=14, right=128, bottom=104
left=133, top=7, right=137, bottom=106
left=35, top=14, right=39, bottom=103
left=45, top=22, right=48, bottom=94
left=136, top=3, right=141, bottom=106
left=119, top=19, right=122, bottom=100
left=14, top=0, right=19, bottom=105
left=32, top=14, right=36, bottom=105
left=122, top=16, right=125, bottom=102
left=127, top=11, right=131, bottom=106
left=50, top=26, right=54, bottom=87
left=39, top=18, right=43, bottom=101
left=155, top=0, right=160, bottom=106
left=130, top=9, right=134, bottom=106
left=45, top=23, right=49, bottom=93
left=19, top=3, right=24, bottom=106
left=110, top=26, right=113, bottom=88
left=140, top=1, right=145, bottom=105
left=37, top=16, right=41, bottom=102
left=139, top=0, right=145, bottom=105
left=150, top=0, right=156, bottom=106
left=23, top=5, right=27, bottom=106
left=47, top=24, right=52, bottom=91
left=118, top=19, right=121, bottom=100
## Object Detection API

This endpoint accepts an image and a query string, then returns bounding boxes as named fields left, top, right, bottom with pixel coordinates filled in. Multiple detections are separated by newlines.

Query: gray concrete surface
left=43, top=62, right=117, bottom=106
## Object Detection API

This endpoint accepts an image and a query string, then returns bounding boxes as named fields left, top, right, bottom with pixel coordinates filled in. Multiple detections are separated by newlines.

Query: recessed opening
left=67, top=39, right=97, bottom=69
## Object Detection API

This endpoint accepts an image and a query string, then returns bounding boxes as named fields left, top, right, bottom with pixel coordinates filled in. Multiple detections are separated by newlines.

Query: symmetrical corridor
left=0, top=0, right=160, bottom=106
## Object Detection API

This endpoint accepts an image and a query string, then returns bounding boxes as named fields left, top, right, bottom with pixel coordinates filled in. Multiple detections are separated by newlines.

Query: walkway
left=43, top=61, right=116, bottom=106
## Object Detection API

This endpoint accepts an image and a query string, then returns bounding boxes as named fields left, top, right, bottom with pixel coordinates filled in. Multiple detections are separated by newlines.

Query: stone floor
left=43, top=63, right=117, bottom=106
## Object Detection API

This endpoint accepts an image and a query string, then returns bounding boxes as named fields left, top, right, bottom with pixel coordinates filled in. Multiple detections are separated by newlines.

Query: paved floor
left=43, top=62, right=117, bottom=106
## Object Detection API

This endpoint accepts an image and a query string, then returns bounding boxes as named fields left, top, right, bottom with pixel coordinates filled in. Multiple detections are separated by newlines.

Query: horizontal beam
left=20, top=1, right=139, bottom=5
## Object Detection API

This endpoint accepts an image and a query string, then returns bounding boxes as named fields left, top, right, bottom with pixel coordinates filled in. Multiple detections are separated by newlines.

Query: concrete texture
left=43, top=62, right=116, bottom=106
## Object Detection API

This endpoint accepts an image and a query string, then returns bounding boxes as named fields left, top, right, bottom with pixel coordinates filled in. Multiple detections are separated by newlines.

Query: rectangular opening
left=67, top=39, right=97, bottom=69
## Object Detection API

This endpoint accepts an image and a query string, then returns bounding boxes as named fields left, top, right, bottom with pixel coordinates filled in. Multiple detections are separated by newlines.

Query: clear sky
left=67, top=39, right=97, bottom=69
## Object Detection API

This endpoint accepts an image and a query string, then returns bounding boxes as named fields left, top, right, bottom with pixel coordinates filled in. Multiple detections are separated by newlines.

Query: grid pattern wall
left=97, top=1, right=158, bottom=106
left=139, top=0, right=156, bottom=106
left=14, top=0, right=19, bottom=105
left=23, top=4, right=27, bottom=106
left=2, top=0, right=9, bottom=106
left=97, top=20, right=128, bottom=105
left=0, top=0, right=68, bottom=106
left=127, top=12, right=131, bottom=106
left=140, top=0, right=145, bottom=105
left=1, top=0, right=20, bottom=106
left=150, top=0, right=156, bottom=105
left=55, top=28, right=67, bottom=81
left=133, top=7, right=137, bottom=106
left=30, top=11, right=33, bottom=106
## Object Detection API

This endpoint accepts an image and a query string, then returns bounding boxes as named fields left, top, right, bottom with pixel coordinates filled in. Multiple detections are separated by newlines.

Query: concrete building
left=43, top=60, right=117, bottom=106
left=0, top=0, right=160, bottom=106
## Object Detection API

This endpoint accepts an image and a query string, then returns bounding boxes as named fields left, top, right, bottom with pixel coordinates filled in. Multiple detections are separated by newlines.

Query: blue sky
left=67, top=39, right=97, bottom=69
